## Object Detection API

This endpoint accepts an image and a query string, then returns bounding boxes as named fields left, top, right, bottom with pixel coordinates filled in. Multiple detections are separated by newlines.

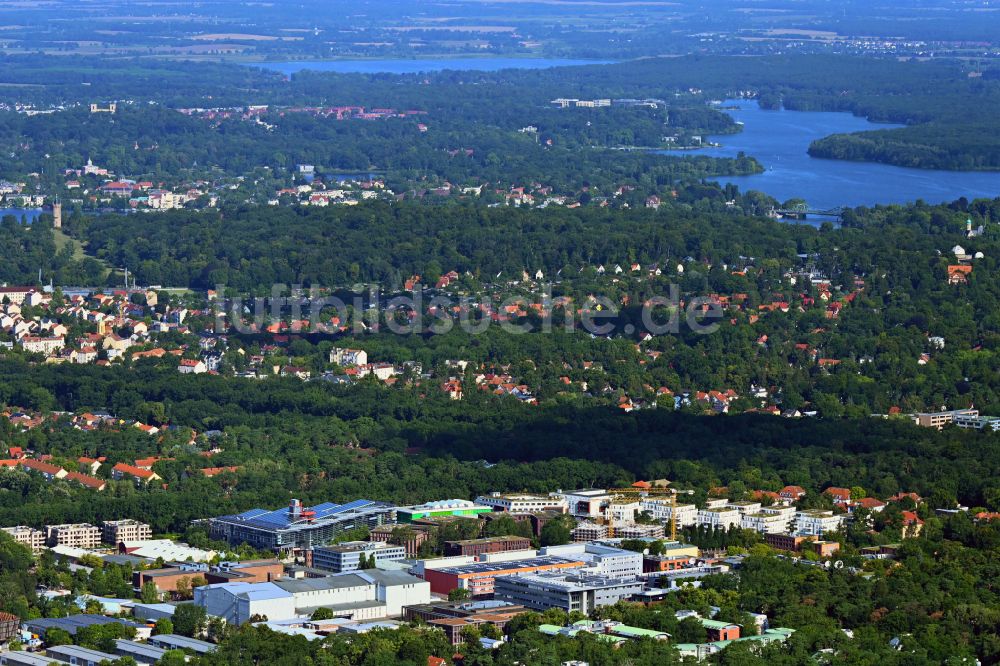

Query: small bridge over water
left=770, top=203, right=845, bottom=220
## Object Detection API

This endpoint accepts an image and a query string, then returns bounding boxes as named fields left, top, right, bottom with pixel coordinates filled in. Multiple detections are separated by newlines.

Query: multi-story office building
left=444, top=536, right=533, bottom=558
left=912, top=408, right=978, bottom=429
left=556, top=489, right=613, bottom=519
left=209, top=499, right=396, bottom=555
left=953, top=413, right=1000, bottom=431
left=475, top=493, right=568, bottom=514
left=368, top=524, right=433, bottom=557
left=195, top=570, right=429, bottom=624
left=494, top=572, right=643, bottom=614
left=403, top=600, right=525, bottom=646
left=538, top=543, right=643, bottom=578
left=421, top=556, right=585, bottom=597
left=395, top=499, right=493, bottom=523
left=312, top=541, right=406, bottom=573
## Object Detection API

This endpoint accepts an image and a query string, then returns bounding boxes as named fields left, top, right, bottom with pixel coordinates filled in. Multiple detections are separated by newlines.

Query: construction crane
left=605, top=482, right=693, bottom=541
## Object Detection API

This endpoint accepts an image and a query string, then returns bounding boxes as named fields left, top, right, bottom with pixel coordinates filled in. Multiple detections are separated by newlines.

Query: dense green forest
left=2, top=102, right=755, bottom=197
left=809, top=121, right=1000, bottom=170
left=1, top=359, right=999, bottom=534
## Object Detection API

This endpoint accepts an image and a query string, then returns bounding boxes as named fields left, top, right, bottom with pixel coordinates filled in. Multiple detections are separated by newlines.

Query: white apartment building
left=2, top=525, right=46, bottom=551
left=639, top=499, right=698, bottom=527
left=727, top=501, right=762, bottom=516
left=697, top=507, right=741, bottom=530
left=603, top=500, right=640, bottom=527
left=46, top=523, right=101, bottom=549
left=102, top=519, right=153, bottom=545
left=741, top=506, right=796, bottom=534
left=20, top=336, right=64, bottom=355
left=0, top=287, right=36, bottom=305
left=795, top=510, right=845, bottom=537
left=475, top=493, right=568, bottom=514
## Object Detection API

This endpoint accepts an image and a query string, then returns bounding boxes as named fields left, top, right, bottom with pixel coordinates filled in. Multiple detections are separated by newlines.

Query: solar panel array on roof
left=236, top=508, right=270, bottom=520
left=225, top=500, right=382, bottom=530
left=147, top=634, right=217, bottom=654
left=24, top=614, right=143, bottom=636
left=344, top=499, right=376, bottom=510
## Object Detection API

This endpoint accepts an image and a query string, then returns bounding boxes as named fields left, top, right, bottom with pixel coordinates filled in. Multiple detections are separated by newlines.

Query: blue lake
left=680, top=100, right=1000, bottom=210
left=257, top=57, right=610, bottom=76
left=0, top=208, right=42, bottom=222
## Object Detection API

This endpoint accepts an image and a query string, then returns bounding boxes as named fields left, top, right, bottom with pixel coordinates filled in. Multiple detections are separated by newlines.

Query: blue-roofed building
left=113, top=639, right=168, bottom=666
left=130, top=602, right=177, bottom=622
left=209, top=498, right=396, bottom=554
left=0, top=653, right=60, bottom=666
left=22, top=614, right=147, bottom=639
left=46, top=644, right=117, bottom=666
left=146, top=634, right=217, bottom=655
left=194, top=582, right=296, bottom=625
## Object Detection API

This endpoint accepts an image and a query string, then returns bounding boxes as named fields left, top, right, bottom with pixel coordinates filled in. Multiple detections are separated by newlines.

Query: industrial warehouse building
left=194, top=569, right=430, bottom=624
left=494, top=572, right=644, bottom=614
left=312, top=541, right=406, bottom=573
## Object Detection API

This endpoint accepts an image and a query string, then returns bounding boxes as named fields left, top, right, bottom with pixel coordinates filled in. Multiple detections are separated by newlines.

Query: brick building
left=444, top=536, right=532, bottom=558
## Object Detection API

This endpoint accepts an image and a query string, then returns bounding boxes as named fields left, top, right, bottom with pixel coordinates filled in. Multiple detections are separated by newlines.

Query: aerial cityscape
left=0, top=1, right=999, bottom=665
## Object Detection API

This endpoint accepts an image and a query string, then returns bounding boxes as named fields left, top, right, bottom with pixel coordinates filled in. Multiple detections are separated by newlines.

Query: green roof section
left=700, top=618, right=739, bottom=629
left=613, top=625, right=669, bottom=639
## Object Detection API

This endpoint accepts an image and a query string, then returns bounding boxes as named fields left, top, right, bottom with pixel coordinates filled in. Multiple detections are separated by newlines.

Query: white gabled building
left=20, top=336, right=64, bottom=355
left=178, top=359, right=208, bottom=374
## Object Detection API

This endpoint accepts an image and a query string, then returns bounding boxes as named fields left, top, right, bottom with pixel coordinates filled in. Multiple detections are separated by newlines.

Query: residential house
left=111, top=463, right=161, bottom=485
left=178, top=359, right=207, bottom=374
